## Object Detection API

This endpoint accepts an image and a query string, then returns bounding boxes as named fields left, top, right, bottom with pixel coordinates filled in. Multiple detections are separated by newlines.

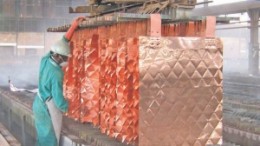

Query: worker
left=32, top=17, right=85, bottom=146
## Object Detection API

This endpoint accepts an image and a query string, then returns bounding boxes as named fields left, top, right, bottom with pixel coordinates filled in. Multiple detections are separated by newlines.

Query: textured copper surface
left=64, top=31, right=82, bottom=121
left=80, top=33, right=100, bottom=125
left=125, top=38, right=139, bottom=143
left=63, top=17, right=222, bottom=145
left=64, top=21, right=145, bottom=143
left=138, top=37, right=223, bottom=146
left=115, top=39, right=128, bottom=140
left=100, top=39, right=118, bottom=136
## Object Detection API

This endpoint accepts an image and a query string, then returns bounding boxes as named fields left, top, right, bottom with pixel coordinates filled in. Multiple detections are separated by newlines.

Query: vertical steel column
left=15, top=0, right=20, bottom=56
left=248, top=9, right=260, bottom=75
left=204, top=0, right=209, bottom=7
left=8, top=109, right=12, bottom=130
left=22, top=116, right=26, bottom=146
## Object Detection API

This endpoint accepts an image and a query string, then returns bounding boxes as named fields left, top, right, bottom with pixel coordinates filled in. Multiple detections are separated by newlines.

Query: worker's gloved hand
left=65, top=16, right=86, bottom=41
left=71, top=17, right=85, bottom=29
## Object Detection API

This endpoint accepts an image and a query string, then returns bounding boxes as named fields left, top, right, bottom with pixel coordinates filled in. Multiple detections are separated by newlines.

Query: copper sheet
left=63, top=17, right=222, bottom=145
left=115, top=39, right=127, bottom=140
left=125, top=38, right=139, bottom=143
left=80, top=33, right=100, bottom=125
left=138, top=37, right=223, bottom=146
left=99, top=38, right=108, bottom=133
left=162, top=17, right=216, bottom=37
left=99, top=38, right=118, bottom=136
left=64, top=31, right=83, bottom=121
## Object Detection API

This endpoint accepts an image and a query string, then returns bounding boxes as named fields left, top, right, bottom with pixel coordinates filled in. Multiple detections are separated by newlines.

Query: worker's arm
left=64, top=17, right=86, bottom=41
left=51, top=71, right=68, bottom=113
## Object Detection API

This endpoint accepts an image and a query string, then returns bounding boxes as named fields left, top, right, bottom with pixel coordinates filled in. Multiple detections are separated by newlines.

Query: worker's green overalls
left=32, top=52, right=68, bottom=146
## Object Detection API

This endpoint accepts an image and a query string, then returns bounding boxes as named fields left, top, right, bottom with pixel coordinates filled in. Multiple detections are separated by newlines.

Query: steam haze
left=0, top=0, right=86, bottom=88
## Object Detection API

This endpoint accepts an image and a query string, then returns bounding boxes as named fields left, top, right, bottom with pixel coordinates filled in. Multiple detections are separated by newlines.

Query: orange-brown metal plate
left=138, top=37, right=223, bottom=146
left=63, top=17, right=222, bottom=145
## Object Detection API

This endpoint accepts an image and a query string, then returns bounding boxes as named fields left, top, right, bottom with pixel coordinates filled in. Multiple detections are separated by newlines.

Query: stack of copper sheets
left=63, top=19, right=223, bottom=145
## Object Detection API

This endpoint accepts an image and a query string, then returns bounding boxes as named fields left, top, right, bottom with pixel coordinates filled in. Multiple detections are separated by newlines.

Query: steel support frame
left=248, top=9, right=260, bottom=75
